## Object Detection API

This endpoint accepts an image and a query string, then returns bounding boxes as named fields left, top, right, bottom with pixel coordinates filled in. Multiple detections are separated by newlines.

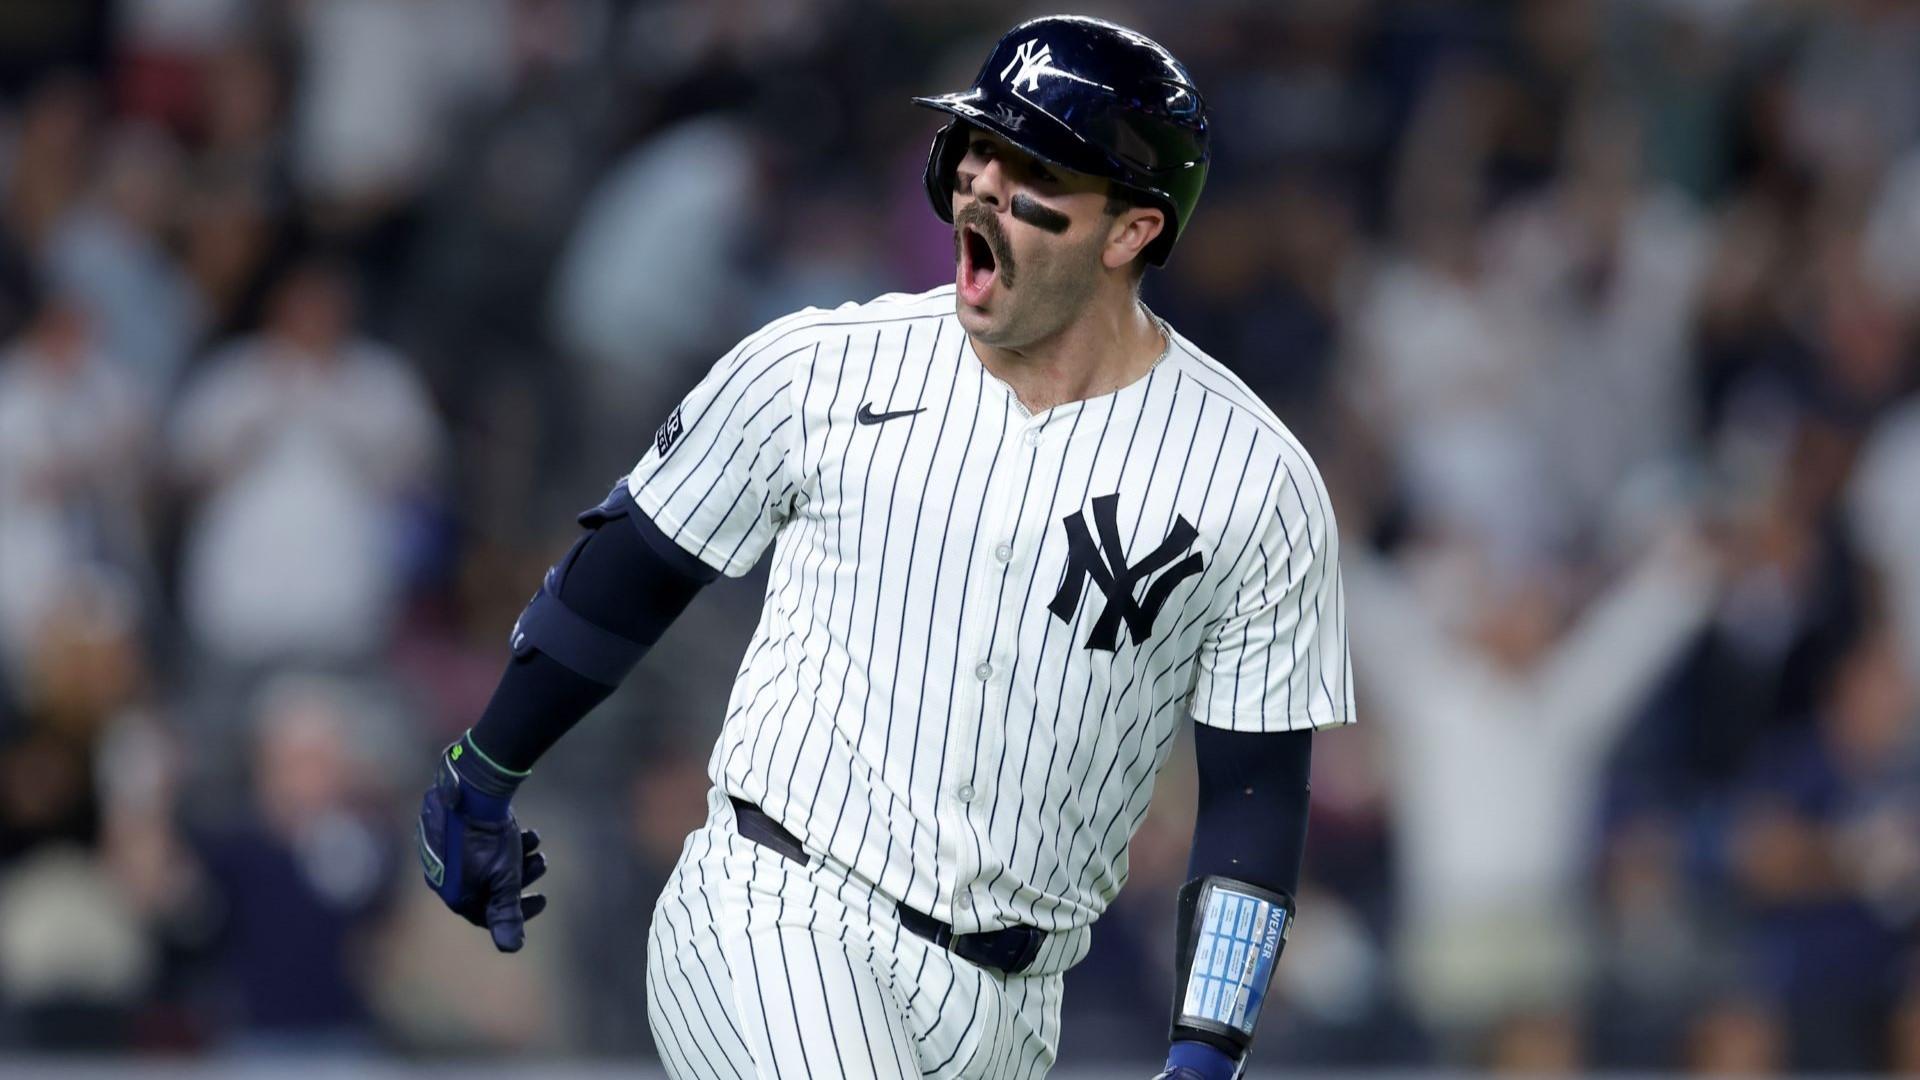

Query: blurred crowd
left=0, top=0, right=1916, bottom=1073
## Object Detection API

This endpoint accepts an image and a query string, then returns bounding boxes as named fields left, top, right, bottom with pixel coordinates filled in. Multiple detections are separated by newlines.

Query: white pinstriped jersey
left=627, top=283, right=1352, bottom=945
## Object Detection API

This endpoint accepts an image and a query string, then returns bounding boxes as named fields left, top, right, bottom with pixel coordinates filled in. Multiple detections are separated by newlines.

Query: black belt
left=730, top=798, right=1045, bottom=976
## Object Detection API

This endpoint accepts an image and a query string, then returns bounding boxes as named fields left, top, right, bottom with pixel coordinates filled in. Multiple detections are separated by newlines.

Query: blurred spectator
left=112, top=0, right=256, bottom=130
left=395, top=2, right=614, bottom=529
left=1717, top=625, right=1919, bottom=1071
left=3, top=74, right=98, bottom=250
left=0, top=294, right=151, bottom=686
left=1615, top=2, right=1740, bottom=202
left=1895, top=990, right=1920, bottom=1074
left=189, top=36, right=290, bottom=199
left=290, top=0, right=512, bottom=226
left=1344, top=528, right=1719, bottom=1058
left=177, top=172, right=276, bottom=343
left=1589, top=812, right=1724, bottom=1070
left=168, top=259, right=442, bottom=668
left=0, top=573, right=153, bottom=1050
left=1683, top=997, right=1787, bottom=1077
left=182, top=672, right=402, bottom=1049
left=549, top=114, right=766, bottom=466
left=1862, top=137, right=1920, bottom=311
left=0, top=846, right=153, bottom=1049
left=1661, top=425, right=1872, bottom=790
left=1348, top=63, right=1552, bottom=560
left=1482, top=93, right=1707, bottom=545
left=43, top=121, right=203, bottom=394
left=1848, top=396, right=1920, bottom=679
left=0, top=727, right=98, bottom=868
left=1784, top=1, right=1920, bottom=173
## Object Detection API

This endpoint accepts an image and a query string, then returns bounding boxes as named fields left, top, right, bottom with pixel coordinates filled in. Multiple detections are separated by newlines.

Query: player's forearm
left=468, top=483, right=716, bottom=773
left=421, top=483, right=711, bottom=954
left=1162, top=726, right=1313, bottom=1079
left=468, top=652, right=617, bottom=771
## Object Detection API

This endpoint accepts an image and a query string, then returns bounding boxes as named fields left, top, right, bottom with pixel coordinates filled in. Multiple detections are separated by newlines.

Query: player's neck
left=969, top=290, right=1165, bottom=414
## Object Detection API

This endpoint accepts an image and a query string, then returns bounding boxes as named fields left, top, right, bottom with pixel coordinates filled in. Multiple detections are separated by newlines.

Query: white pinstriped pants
left=646, top=789, right=1068, bottom=1079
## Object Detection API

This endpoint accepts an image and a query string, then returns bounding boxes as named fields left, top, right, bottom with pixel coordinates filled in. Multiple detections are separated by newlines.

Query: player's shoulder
left=1158, top=322, right=1333, bottom=509
left=741, top=285, right=956, bottom=352
left=1160, top=324, right=1311, bottom=458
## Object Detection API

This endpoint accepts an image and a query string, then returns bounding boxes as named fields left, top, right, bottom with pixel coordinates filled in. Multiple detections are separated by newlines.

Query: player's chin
left=955, top=298, right=1001, bottom=338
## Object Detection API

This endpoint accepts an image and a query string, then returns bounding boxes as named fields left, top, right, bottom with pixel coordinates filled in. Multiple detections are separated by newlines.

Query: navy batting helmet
left=913, top=15, right=1210, bottom=267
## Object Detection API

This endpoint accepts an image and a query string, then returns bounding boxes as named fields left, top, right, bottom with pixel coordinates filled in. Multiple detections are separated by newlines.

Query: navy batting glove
left=1155, top=1040, right=1240, bottom=1080
left=417, top=732, right=549, bottom=952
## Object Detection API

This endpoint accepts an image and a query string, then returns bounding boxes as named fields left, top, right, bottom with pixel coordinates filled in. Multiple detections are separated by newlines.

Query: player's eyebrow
left=1010, top=193, right=1071, bottom=234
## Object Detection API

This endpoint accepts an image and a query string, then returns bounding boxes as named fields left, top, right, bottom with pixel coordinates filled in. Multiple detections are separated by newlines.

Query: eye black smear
left=1010, top=194, right=1071, bottom=234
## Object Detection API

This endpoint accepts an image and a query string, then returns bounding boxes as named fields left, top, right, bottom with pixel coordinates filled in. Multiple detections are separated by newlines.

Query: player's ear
left=1102, top=205, right=1164, bottom=272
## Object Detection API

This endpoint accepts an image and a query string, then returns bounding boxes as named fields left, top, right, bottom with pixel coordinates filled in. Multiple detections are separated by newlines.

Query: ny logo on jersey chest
left=1048, top=493, right=1205, bottom=651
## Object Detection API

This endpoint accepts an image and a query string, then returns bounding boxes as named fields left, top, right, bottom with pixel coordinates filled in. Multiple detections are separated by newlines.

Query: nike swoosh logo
left=857, top=402, right=926, bottom=425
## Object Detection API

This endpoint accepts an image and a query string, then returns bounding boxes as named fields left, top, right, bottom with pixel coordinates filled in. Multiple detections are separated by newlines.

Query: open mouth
left=959, top=225, right=999, bottom=306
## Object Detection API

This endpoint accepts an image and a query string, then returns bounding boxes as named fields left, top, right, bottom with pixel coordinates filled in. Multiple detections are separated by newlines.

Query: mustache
left=954, top=202, right=1017, bottom=286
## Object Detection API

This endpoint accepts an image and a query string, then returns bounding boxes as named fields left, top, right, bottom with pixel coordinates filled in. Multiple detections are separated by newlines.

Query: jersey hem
left=627, top=480, right=758, bottom=579
left=1187, top=698, right=1355, bottom=733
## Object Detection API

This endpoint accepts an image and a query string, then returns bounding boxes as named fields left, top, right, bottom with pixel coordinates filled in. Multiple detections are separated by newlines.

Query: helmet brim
left=912, top=91, right=1134, bottom=193
left=912, top=90, right=1180, bottom=263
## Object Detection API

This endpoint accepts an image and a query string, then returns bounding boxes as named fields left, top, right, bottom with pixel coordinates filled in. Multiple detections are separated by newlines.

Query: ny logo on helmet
left=1001, top=40, right=1056, bottom=93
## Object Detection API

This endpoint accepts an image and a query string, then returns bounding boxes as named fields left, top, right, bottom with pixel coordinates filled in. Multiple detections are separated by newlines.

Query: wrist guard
left=1169, top=875, right=1294, bottom=1061
left=445, top=730, right=528, bottom=818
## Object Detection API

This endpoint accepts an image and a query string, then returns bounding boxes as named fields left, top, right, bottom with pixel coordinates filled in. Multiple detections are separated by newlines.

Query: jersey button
left=973, top=661, right=993, bottom=681
left=955, top=783, right=975, bottom=802
left=993, top=543, right=1013, bottom=563
left=1023, top=430, right=1042, bottom=448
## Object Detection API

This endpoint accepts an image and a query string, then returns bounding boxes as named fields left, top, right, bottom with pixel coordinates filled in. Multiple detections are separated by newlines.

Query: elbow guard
left=507, top=480, right=712, bottom=687
left=1169, top=874, right=1295, bottom=1061
left=509, top=570, right=645, bottom=688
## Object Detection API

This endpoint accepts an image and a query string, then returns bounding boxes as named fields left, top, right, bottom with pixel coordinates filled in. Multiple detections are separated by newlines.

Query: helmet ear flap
left=923, top=120, right=971, bottom=225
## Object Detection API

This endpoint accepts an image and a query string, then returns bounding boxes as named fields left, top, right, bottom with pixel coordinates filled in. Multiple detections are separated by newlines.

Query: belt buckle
left=954, top=925, right=1043, bottom=976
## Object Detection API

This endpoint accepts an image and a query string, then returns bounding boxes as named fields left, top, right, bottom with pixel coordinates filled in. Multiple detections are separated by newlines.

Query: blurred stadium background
left=0, top=0, right=1917, bottom=1075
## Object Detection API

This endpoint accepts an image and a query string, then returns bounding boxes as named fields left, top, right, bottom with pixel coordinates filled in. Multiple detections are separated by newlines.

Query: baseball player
left=417, top=15, right=1351, bottom=1079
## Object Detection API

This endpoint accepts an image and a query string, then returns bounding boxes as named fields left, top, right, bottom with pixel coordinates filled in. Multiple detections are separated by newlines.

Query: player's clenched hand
left=416, top=739, right=548, bottom=952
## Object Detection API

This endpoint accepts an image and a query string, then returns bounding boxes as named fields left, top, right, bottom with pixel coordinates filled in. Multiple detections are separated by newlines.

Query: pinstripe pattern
left=632, top=285, right=1350, bottom=1072
left=649, top=790, right=1063, bottom=1079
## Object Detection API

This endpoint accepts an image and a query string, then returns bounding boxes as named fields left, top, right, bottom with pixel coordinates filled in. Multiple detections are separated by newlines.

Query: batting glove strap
left=445, top=731, right=528, bottom=807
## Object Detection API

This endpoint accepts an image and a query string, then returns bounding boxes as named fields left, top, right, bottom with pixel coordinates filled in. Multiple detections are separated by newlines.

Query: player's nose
left=967, top=156, right=1009, bottom=209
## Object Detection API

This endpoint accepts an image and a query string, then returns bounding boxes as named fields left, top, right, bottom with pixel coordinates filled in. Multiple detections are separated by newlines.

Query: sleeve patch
left=653, top=405, right=686, bottom=459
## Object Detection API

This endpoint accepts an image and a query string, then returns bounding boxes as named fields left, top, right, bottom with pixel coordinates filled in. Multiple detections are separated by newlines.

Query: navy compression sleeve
left=1186, top=725, right=1313, bottom=892
left=468, top=500, right=717, bottom=772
